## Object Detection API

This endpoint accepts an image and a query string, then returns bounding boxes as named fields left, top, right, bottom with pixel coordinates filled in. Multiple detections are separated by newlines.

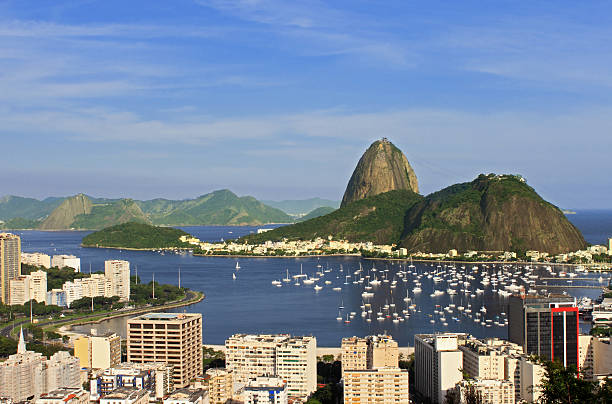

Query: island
left=81, top=222, right=192, bottom=250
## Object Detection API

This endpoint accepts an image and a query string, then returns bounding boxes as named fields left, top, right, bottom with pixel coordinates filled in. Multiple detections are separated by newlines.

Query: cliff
left=341, top=138, right=418, bottom=207
left=39, top=194, right=92, bottom=230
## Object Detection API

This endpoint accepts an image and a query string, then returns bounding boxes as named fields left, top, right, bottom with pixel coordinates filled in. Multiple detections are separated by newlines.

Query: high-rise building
left=79, top=274, right=112, bottom=298
left=127, top=313, right=203, bottom=388
left=243, top=376, right=288, bottom=404
left=460, top=339, right=508, bottom=380
left=0, top=328, right=46, bottom=401
left=62, top=281, right=83, bottom=307
left=225, top=334, right=317, bottom=400
left=205, top=368, right=233, bottom=404
left=508, top=294, right=579, bottom=368
left=0, top=232, right=21, bottom=304
left=47, top=289, right=67, bottom=307
left=22, top=252, right=51, bottom=269
left=415, top=333, right=465, bottom=404
left=608, top=237, right=612, bottom=254
left=341, top=334, right=399, bottom=375
left=44, top=351, right=81, bottom=392
left=9, top=275, right=31, bottom=305
left=90, top=363, right=174, bottom=401
left=105, top=260, right=130, bottom=301
left=51, top=255, right=81, bottom=272
left=343, top=367, right=409, bottom=404
left=30, top=270, right=48, bottom=303
left=341, top=336, right=369, bottom=374
left=456, top=378, right=515, bottom=404
left=74, top=332, right=121, bottom=369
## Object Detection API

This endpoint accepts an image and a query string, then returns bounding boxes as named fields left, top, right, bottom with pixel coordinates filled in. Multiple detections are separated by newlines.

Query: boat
left=232, top=273, right=236, bottom=280
left=344, top=313, right=351, bottom=324
left=282, top=269, right=291, bottom=283
left=235, top=261, right=240, bottom=270
left=314, top=284, right=323, bottom=292
left=271, top=280, right=281, bottom=285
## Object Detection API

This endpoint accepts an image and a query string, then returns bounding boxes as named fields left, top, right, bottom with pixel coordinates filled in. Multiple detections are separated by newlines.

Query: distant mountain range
left=0, top=191, right=336, bottom=229
left=261, top=198, right=340, bottom=215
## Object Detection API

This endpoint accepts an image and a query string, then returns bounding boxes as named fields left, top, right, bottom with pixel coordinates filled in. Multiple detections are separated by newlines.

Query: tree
left=538, top=361, right=596, bottom=403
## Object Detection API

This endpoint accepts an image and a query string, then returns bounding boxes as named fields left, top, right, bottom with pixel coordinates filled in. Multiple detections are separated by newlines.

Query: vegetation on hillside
left=0, top=195, right=63, bottom=220
left=298, top=206, right=336, bottom=222
left=22, top=264, right=90, bottom=290
left=82, top=222, right=192, bottom=249
left=0, top=217, right=42, bottom=229
left=241, top=190, right=423, bottom=245
left=70, top=199, right=150, bottom=229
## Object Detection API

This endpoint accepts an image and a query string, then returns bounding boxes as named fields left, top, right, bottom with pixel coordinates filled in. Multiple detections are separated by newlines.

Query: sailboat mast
left=178, top=267, right=181, bottom=289
left=152, top=273, right=155, bottom=299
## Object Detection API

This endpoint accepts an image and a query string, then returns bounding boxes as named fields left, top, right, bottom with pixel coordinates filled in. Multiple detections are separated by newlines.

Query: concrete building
left=62, top=281, right=83, bottom=308
left=51, top=255, right=80, bottom=272
left=460, top=339, right=508, bottom=380
left=99, top=387, right=150, bottom=404
left=343, top=367, right=409, bottom=404
left=91, top=362, right=174, bottom=400
left=35, top=388, right=89, bottom=404
left=341, top=336, right=369, bottom=374
left=205, top=369, right=233, bottom=404
left=518, top=358, right=545, bottom=402
left=22, top=252, right=51, bottom=269
left=579, top=335, right=612, bottom=380
left=415, top=333, right=465, bottom=404
left=341, top=335, right=398, bottom=375
left=30, top=270, right=48, bottom=303
left=0, top=329, right=46, bottom=401
left=45, top=351, right=81, bottom=392
left=608, top=237, right=612, bottom=254
left=508, top=294, right=579, bottom=368
left=0, top=232, right=21, bottom=304
left=225, top=334, right=317, bottom=400
left=243, top=377, right=288, bottom=404
left=105, top=260, right=130, bottom=301
left=47, top=289, right=67, bottom=307
left=163, top=388, right=208, bottom=404
left=457, top=379, right=515, bottom=404
left=74, top=332, right=121, bottom=369
left=79, top=274, right=112, bottom=298
left=127, top=313, right=203, bottom=388
left=9, top=275, right=31, bottom=305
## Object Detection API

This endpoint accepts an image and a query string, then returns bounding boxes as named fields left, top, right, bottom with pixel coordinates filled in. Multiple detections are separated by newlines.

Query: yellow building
left=341, top=337, right=369, bottom=375
left=206, top=368, right=233, bottom=404
left=343, top=367, right=409, bottom=403
left=74, top=333, right=121, bottom=369
left=0, top=233, right=21, bottom=304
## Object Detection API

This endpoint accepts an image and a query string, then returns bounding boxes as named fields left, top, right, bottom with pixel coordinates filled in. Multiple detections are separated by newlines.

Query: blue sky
left=1, top=0, right=610, bottom=208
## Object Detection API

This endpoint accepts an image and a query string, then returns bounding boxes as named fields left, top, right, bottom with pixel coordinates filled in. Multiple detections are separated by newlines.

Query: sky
left=1, top=0, right=610, bottom=208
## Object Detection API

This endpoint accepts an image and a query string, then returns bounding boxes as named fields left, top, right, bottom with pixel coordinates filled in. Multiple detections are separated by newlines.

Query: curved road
left=0, top=290, right=202, bottom=339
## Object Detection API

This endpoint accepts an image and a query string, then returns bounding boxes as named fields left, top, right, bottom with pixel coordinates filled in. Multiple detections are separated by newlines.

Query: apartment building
left=74, top=332, right=121, bottom=369
left=35, top=388, right=89, bottom=404
left=341, top=336, right=369, bottom=374
left=343, top=367, right=409, bottom=404
left=99, top=387, right=150, bottom=404
left=225, top=334, right=317, bottom=400
left=22, top=252, right=51, bottom=269
left=460, top=339, right=510, bottom=380
left=243, top=376, right=288, bottom=404
left=415, top=333, right=465, bottom=404
left=45, top=351, right=81, bottom=392
left=30, top=270, right=48, bottom=303
left=91, top=362, right=174, bottom=401
left=105, top=260, right=130, bottom=301
left=205, top=369, right=233, bottom=404
left=127, top=313, right=203, bottom=388
left=341, top=335, right=399, bottom=375
left=457, top=378, right=514, bottom=404
left=9, top=275, right=31, bottom=305
left=0, top=232, right=21, bottom=304
left=163, top=388, right=208, bottom=404
left=51, top=254, right=80, bottom=272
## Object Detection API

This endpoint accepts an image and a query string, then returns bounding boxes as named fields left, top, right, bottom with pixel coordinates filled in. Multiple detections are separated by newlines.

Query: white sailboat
left=232, top=273, right=236, bottom=280
left=235, top=261, right=241, bottom=270
left=282, top=269, right=291, bottom=283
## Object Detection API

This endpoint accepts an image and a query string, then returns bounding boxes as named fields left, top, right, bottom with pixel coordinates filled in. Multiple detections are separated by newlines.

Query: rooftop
left=165, top=388, right=207, bottom=402
left=38, top=388, right=86, bottom=400
left=130, top=312, right=201, bottom=322
left=102, top=387, right=148, bottom=400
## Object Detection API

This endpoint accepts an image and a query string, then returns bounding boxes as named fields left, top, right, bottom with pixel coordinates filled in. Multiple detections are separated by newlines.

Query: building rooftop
left=38, top=388, right=86, bottom=400
left=102, top=387, right=148, bottom=400
left=130, top=313, right=201, bottom=321
left=165, top=389, right=206, bottom=402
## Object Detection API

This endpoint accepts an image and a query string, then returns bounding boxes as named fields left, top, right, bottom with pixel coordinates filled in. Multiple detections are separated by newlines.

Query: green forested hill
left=298, top=206, right=337, bottom=221
left=82, top=222, right=191, bottom=249
left=242, top=190, right=424, bottom=245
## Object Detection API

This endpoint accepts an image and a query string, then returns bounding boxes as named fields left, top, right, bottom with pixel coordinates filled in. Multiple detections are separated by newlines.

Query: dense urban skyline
left=2, top=1, right=611, bottom=208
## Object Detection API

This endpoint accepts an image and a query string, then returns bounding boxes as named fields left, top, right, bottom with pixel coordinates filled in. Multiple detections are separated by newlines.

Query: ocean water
left=10, top=210, right=612, bottom=346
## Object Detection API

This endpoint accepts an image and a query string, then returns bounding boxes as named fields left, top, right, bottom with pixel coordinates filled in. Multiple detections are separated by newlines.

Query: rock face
left=400, top=174, right=587, bottom=254
left=341, top=138, right=418, bottom=207
left=39, top=194, right=92, bottom=230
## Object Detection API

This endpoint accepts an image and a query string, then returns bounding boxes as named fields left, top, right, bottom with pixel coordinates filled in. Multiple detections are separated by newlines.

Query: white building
left=45, top=351, right=81, bottom=392
left=9, top=275, right=31, bottom=305
left=62, top=281, right=83, bottom=308
left=457, top=378, right=515, bottom=404
left=343, top=367, right=409, bottom=403
left=30, top=270, right=48, bottom=303
left=79, top=274, right=112, bottom=298
left=243, top=377, right=288, bottom=404
left=22, top=252, right=51, bottom=269
left=105, top=260, right=130, bottom=301
left=52, top=255, right=80, bottom=272
left=47, top=289, right=67, bottom=307
left=225, top=334, right=317, bottom=400
left=91, top=362, right=174, bottom=401
left=74, top=332, right=121, bottom=370
left=99, top=388, right=149, bottom=404
left=415, top=333, right=465, bottom=404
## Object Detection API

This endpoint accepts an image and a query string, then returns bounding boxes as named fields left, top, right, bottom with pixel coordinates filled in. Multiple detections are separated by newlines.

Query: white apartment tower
left=9, top=275, right=31, bottom=305
left=415, top=333, right=465, bottom=404
left=52, top=255, right=80, bottom=272
left=105, top=260, right=130, bottom=301
left=30, top=270, right=48, bottom=303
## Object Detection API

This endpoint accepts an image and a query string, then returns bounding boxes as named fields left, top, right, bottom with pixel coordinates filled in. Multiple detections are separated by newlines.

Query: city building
left=225, top=334, right=317, bottom=400
left=105, top=260, right=130, bottom=301
left=341, top=336, right=369, bottom=374
left=415, top=333, right=465, bottom=404
left=44, top=351, right=81, bottom=392
left=343, top=367, right=409, bottom=404
left=30, top=270, right=48, bottom=303
left=508, top=294, right=579, bottom=368
left=243, top=377, right=288, bottom=404
left=91, top=362, right=174, bottom=400
left=579, top=335, right=612, bottom=380
left=0, top=233, right=21, bottom=304
left=0, top=329, right=46, bottom=401
left=62, top=280, right=83, bottom=307
left=127, top=313, right=203, bottom=388
left=608, top=237, right=612, bottom=254
left=74, top=332, right=121, bottom=369
left=47, top=289, right=67, bottom=307
left=518, top=358, right=545, bottom=402
left=79, top=274, right=112, bottom=298
left=460, top=338, right=509, bottom=380
left=205, top=369, right=233, bottom=404
left=341, top=334, right=399, bottom=376
left=163, top=388, right=208, bottom=404
left=9, top=275, right=31, bottom=305
left=21, top=252, right=51, bottom=269
left=456, top=379, right=515, bottom=404
left=99, top=387, right=150, bottom=404
left=51, top=255, right=80, bottom=272
left=35, top=388, right=89, bottom=404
